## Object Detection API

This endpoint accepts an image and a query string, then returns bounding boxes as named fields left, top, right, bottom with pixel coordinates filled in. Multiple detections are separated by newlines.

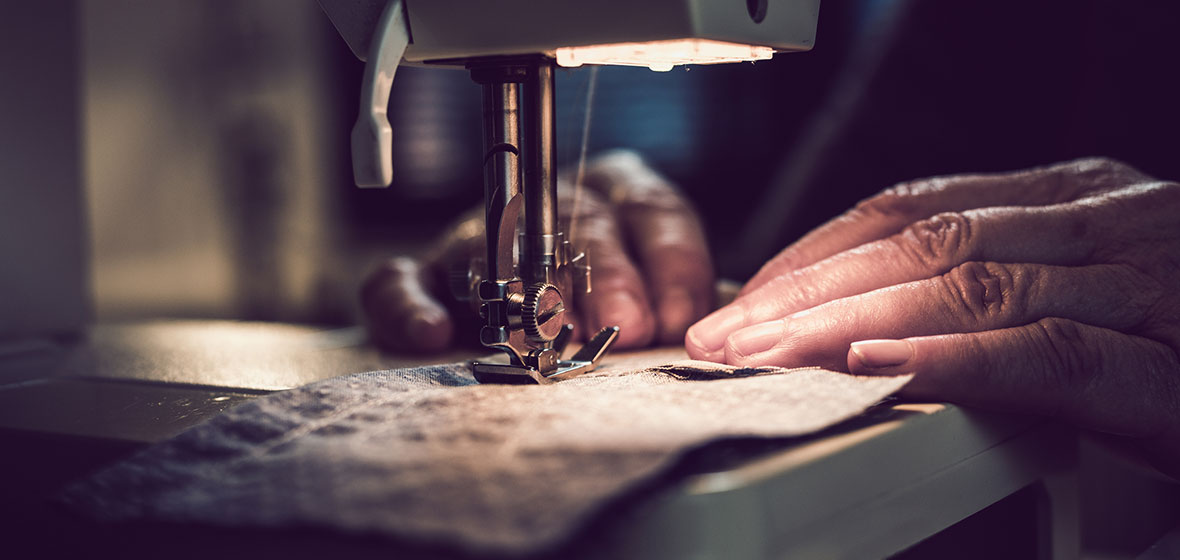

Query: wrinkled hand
left=686, top=158, right=1180, bottom=476
left=362, top=150, right=714, bottom=353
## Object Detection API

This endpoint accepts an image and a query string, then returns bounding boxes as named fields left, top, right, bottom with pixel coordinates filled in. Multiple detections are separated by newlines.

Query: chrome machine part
left=468, top=57, right=617, bottom=385
left=521, top=283, right=566, bottom=342
left=473, top=325, right=620, bottom=385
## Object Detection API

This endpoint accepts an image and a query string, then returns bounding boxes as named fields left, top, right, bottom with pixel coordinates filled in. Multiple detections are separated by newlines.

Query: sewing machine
left=319, top=0, right=820, bottom=384
left=4, top=3, right=1175, bottom=557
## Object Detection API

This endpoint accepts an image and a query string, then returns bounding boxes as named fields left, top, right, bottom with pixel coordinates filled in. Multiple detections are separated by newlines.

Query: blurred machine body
left=320, top=0, right=820, bottom=383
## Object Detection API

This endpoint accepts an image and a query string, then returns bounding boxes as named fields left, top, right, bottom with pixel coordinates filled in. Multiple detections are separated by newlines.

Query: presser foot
left=472, top=325, right=619, bottom=385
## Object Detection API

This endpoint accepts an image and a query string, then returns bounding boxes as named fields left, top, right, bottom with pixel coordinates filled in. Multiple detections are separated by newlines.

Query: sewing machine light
left=319, top=0, right=821, bottom=185
left=555, top=39, right=775, bottom=72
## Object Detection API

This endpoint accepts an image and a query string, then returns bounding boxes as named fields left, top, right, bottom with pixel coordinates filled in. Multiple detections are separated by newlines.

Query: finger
left=687, top=203, right=1096, bottom=362
left=582, top=151, right=714, bottom=345
left=720, top=261, right=1157, bottom=370
left=360, top=257, right=455, bottom=353
left=740, top=157, right=1145, bottom=296
left=844, top=320, right=1180, bottom=475
left=567, top=190, right=658, bottom=349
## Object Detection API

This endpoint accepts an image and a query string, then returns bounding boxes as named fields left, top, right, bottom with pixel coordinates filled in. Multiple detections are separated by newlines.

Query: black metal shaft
left=521, top=60, right=557, bottom=285
left=480, top=82, right=520, bottom=281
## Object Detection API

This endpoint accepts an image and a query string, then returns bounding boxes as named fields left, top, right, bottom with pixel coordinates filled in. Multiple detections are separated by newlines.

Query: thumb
left=360, top=257, right=454, bottom=353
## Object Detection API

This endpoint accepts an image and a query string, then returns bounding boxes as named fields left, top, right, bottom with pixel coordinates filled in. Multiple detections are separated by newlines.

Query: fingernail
left=658, top=287, right=695, bottom=339
left=849, top=339, right=913, bottom=368
left=686, top=306, right=745, bottom=353
left=727, top=320, right=785, bottom=358
left=596, top=291, right=643, bottom=331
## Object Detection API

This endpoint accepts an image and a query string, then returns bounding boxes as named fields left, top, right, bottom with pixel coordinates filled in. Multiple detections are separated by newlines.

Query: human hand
left=362, top=150, right=714, bottom=353
left=685, top=158, right=1180, bottom=476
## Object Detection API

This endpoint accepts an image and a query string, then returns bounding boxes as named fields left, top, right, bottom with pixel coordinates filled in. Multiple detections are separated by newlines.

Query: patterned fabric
left=62, top=357, right=909, bottom=555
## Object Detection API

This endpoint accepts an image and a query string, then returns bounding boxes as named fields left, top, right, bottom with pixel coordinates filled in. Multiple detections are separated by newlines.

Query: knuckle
left=650, top=241, right=711, bottom=274
left=581, top=240, right=641, bottom=283
left=857, top=176, right=958, bottom=217
left=586, top=248, right=635, bottom=279
left=590, top=149, right=646, bottom=173
left=1026, top=318, right=1097, bottom=399
left=855, top=183, right=923, bottom=219
left=572, top=216, right=622, bottom=252
left=564, top=189, right=610, bottom=222
left=748, top=253, right=803, bottom=287
left=1158, top=180, right=1180, bottom=197
left=1069, top=156, right=1133, bottom=175
left=1083, top=181, right=1180, bottom=261
left=1059, top=157, right=1150, bottom=191
left=1105, top=264, right=1166, bottom=330
left=938, top=262, right=1026, bottom=324
left=621, top=187, right=694, bottom=216
left=896, top=211, right=975, bottom=270
left=584, top=150, right=685, bottom=209
left=1147, top=182, right=1180, bottom=217
left=1119, top=181, right=1180, bottom=211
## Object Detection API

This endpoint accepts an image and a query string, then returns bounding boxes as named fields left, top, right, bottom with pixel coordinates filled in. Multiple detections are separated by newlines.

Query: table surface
left=0, top=320, right=1077, bottom=559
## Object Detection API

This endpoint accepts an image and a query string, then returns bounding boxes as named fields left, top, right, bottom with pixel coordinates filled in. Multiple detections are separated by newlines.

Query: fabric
left=61, top=351, right=910, bottom=555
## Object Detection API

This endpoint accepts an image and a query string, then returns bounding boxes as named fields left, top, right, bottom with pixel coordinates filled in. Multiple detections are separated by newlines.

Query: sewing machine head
left=320, top=0, right=820, bottom=384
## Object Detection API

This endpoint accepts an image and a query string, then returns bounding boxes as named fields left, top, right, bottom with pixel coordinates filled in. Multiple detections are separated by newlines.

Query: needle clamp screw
left=521, top=283, right=566, bottom=342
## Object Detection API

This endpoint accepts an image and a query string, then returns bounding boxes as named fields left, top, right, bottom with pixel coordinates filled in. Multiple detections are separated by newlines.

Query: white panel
left=403, top=0, right=819, bottom=63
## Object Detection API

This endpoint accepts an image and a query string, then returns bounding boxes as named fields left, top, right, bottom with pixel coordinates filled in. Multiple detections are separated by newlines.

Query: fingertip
left=684, top=322, right=720, bottom=362
left=368, top=304, right=454, bottom=354
left=684, top=328, right=725, bottom=362
left=847, top=339, right=914, bottom=373
left=847, top=338, right=935, bottom=397
left=722, top=338, right=770, bottom=368
left=404, top=306, right=454, bottom=353
left=684, top=305, right=746, bottom=357
left=684, top=327, right=706, bottom=359
left=847, top=346, right=871, bottom=374
left=361, top=257, right=457, bottom=354
left=848, top=348, right=903, bottom=376
left=588, top=290, right=654, bottom=349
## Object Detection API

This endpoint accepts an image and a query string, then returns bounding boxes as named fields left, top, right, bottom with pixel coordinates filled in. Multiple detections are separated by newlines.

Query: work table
left=0, top=320, right=1079, bottom=559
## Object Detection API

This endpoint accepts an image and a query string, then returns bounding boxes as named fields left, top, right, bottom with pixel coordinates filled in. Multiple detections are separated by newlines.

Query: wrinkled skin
left=361, top=150, right=715, bottom=354
left=685, top=158, right=1180, bottom=478
left=364, top=155, right=1180, bottom=478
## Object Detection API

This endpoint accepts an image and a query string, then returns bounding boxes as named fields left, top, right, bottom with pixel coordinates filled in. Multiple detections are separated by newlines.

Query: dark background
left=44, top=0, right=1180, bottom=326
left=337, top=0, right=1180, bottom=279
